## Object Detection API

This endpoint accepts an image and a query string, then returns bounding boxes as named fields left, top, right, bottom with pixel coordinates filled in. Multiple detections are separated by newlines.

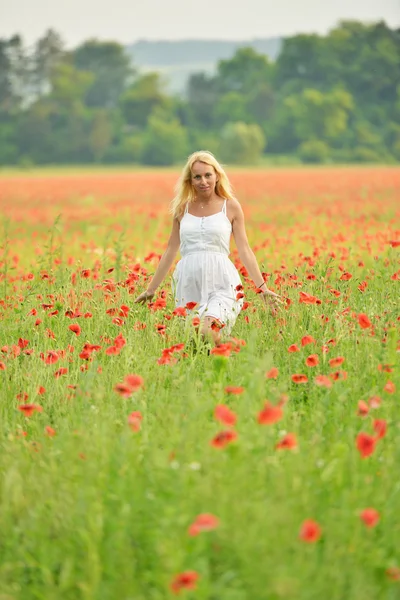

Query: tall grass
left=0, top=167, right=399, bottom=599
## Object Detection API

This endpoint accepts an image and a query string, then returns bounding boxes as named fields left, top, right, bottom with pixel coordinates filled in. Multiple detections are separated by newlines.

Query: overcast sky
left=1, top=0, right=398, bottom=47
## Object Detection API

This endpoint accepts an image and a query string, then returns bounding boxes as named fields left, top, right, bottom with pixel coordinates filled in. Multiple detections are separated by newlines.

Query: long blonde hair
left=170, top=150, right=235, bottom=219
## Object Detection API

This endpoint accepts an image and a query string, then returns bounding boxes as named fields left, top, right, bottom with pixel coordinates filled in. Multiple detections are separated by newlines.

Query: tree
left=274, top=34, right=328, bottom=94
left=327, top=21, right=400, bottom=107
left=298, top=140, right=330, bottom=163
left=214, top=92, right=249, bottom=127
left=285, top=87, right=354, bottom=143
left=73, top=40, right=133, bottom=108
left=31, top=29, right=65, bottom=99
left=219, top=122, right=265, bottom=164
left=120, top=72, right=170, bottom=128
left=216, top=47, right=273, bottom=94
left=49, top=62, right=94, bottom=107
left=0, top=35, right=30, bottom=112
left=186, top=72, right=219, bottom=129
left=89, top=109, right=113, bottom=161
left=246, top=84, right=275, bottom=125
left=140, top=112, right=188, bottom=165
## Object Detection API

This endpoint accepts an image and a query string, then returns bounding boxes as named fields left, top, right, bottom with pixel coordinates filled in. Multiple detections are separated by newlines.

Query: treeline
left=1, top=21, right=399, bottom=166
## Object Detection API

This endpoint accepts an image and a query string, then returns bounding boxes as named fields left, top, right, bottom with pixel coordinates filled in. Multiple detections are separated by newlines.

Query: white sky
left=0, top=0, right=398, bottom=47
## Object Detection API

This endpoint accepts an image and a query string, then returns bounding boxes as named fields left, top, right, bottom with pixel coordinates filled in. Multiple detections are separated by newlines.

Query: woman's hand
left=134, top=290, right=155, bottom=304
left=260, top=288, right=283, bottom=315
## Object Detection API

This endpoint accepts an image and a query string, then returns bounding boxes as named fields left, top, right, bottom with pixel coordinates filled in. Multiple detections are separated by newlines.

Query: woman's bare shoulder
left=226, top=197, right=243, bottom=218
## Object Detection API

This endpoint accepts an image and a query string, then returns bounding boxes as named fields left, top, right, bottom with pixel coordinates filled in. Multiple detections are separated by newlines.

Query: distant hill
left=125, top=38, right=282, bottom=95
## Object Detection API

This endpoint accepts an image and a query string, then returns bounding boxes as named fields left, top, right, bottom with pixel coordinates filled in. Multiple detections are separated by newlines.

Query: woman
left=135, top=151, right=281, bottom=344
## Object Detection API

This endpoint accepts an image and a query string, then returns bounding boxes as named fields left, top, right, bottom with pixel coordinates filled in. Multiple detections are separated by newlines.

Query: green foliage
left=216, top=47, right=273, bottom=94
left=0, top=20, right=399, bottom=165
left=352, top=146, right=385, bottom=163
left=298, top=140, right=330, bottom=163
left=286, top=87, right=354, bottom=142
left=214, top=92, right=249, bottom=127
left=219, top=122, right=266, bottom=164
left=140, top=113, right=188, bottom=166
left=72, top=40, right=133, bottom=108
left=120, top=73, right=171, bottom=128
left=89, top=110, right=113, bottom=162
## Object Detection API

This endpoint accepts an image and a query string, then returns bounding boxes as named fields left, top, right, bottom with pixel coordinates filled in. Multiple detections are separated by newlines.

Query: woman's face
left=191, top=161, right=218, bottom=195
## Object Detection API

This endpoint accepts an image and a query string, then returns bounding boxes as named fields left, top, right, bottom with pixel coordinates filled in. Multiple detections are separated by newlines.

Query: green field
left=0, top=166, right=399, bottom=599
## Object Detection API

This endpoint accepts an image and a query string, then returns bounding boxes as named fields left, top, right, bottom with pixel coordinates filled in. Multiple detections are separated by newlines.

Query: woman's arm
left=135, top=217, right=181, bottom=303
left=230, top=200, right=282, bottom=309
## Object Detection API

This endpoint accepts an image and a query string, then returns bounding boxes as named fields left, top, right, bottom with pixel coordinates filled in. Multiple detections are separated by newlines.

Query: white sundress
left=173, top=199, right=244, bottom=334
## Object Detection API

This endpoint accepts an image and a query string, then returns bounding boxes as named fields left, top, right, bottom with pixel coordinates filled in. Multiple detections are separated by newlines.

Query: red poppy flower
left=210, top=429, right=237, bottom=449
left=330, top=370, right=347, bottom=381
left=128, top=411, right=143, bottom=432
left=173, top=307, right=187, bottom=317
left=306, top=355, right=319, bottom=367
left=68, top=323, right=81, bottom=336
left=265, top=367, right=279, bottom=379
left=258, top=401, right=283, bottom=425
left=356, top=433, right=377, bottom=458
left=214, top=404, right=237, bottom=426
left=0, top=361, right=6, bottom=370
left=45, top=426, right=56, bottom=437
left=292, top=374, right=308, bottom=384
left=276, top=433, right=297, bottom=450
left=358, top=313, right=372, bottom=329
left=185, top=301, right=198, bottom=310
left=105, top=345, right=120, bottom=355
left=299, top=292, right=319, bottom=304
left=378, top=364, right=394, bottom=373
left=43, top=351, right=59, bottom=365
left=340, top=272, right=352, bottom=281
left=373, top=419, right=387, bottom=439
left=301, top=335, right=316, bottom=346
left=288, top=344, right=300, bottom=353
left=360, top=508, right=380, bottom=528
left=149, top=297, right=167, bottom=311
left=224, top=386, right=244, bottom=395
left=18, top=338, right=29, bottom=348
left=329, top=356, right=345, bottom=367
left=210, top=343, right=232, bottom=357
left=170, top=571, right=199, bottom=595
left=383, top=381, right=395, bottom=394
left=188, top=513, right=219, bottom=536
left=386, top=567, right=400, bottom=581
left=192, top=316, right=201, bottom=327
left=299, top=519, right=322, bottom=543
left=124, top=374, right=144, bottom=391
left=18, top=404, right=43, bottom=417
left=368, top=395, right=382, bottom=409
left=114, top=383, right=133, bottom=397
left=119, top=305, right=129, bottom=317
left=112, top=317, right=125, bottom=326
left=357, top=400, right=369, bottom=417
left=54, top=367, right=68, bottom=378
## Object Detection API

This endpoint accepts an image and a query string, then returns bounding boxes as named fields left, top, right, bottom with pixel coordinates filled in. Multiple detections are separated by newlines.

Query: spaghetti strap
left=184, top=202, right=189, bottom=215
left=222, top=199, right=227, bottom=214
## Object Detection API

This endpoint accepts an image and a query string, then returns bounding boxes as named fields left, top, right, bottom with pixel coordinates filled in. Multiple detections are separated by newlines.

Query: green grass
left=0, top=249, right=399, bottom=599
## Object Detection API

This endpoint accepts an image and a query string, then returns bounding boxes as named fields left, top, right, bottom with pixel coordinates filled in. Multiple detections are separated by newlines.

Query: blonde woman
left=135, top=151, right=281, bottom=345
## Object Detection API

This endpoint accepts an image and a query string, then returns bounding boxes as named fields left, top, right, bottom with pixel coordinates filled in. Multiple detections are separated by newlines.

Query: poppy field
left=0, top=165, right=399, bottom=599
